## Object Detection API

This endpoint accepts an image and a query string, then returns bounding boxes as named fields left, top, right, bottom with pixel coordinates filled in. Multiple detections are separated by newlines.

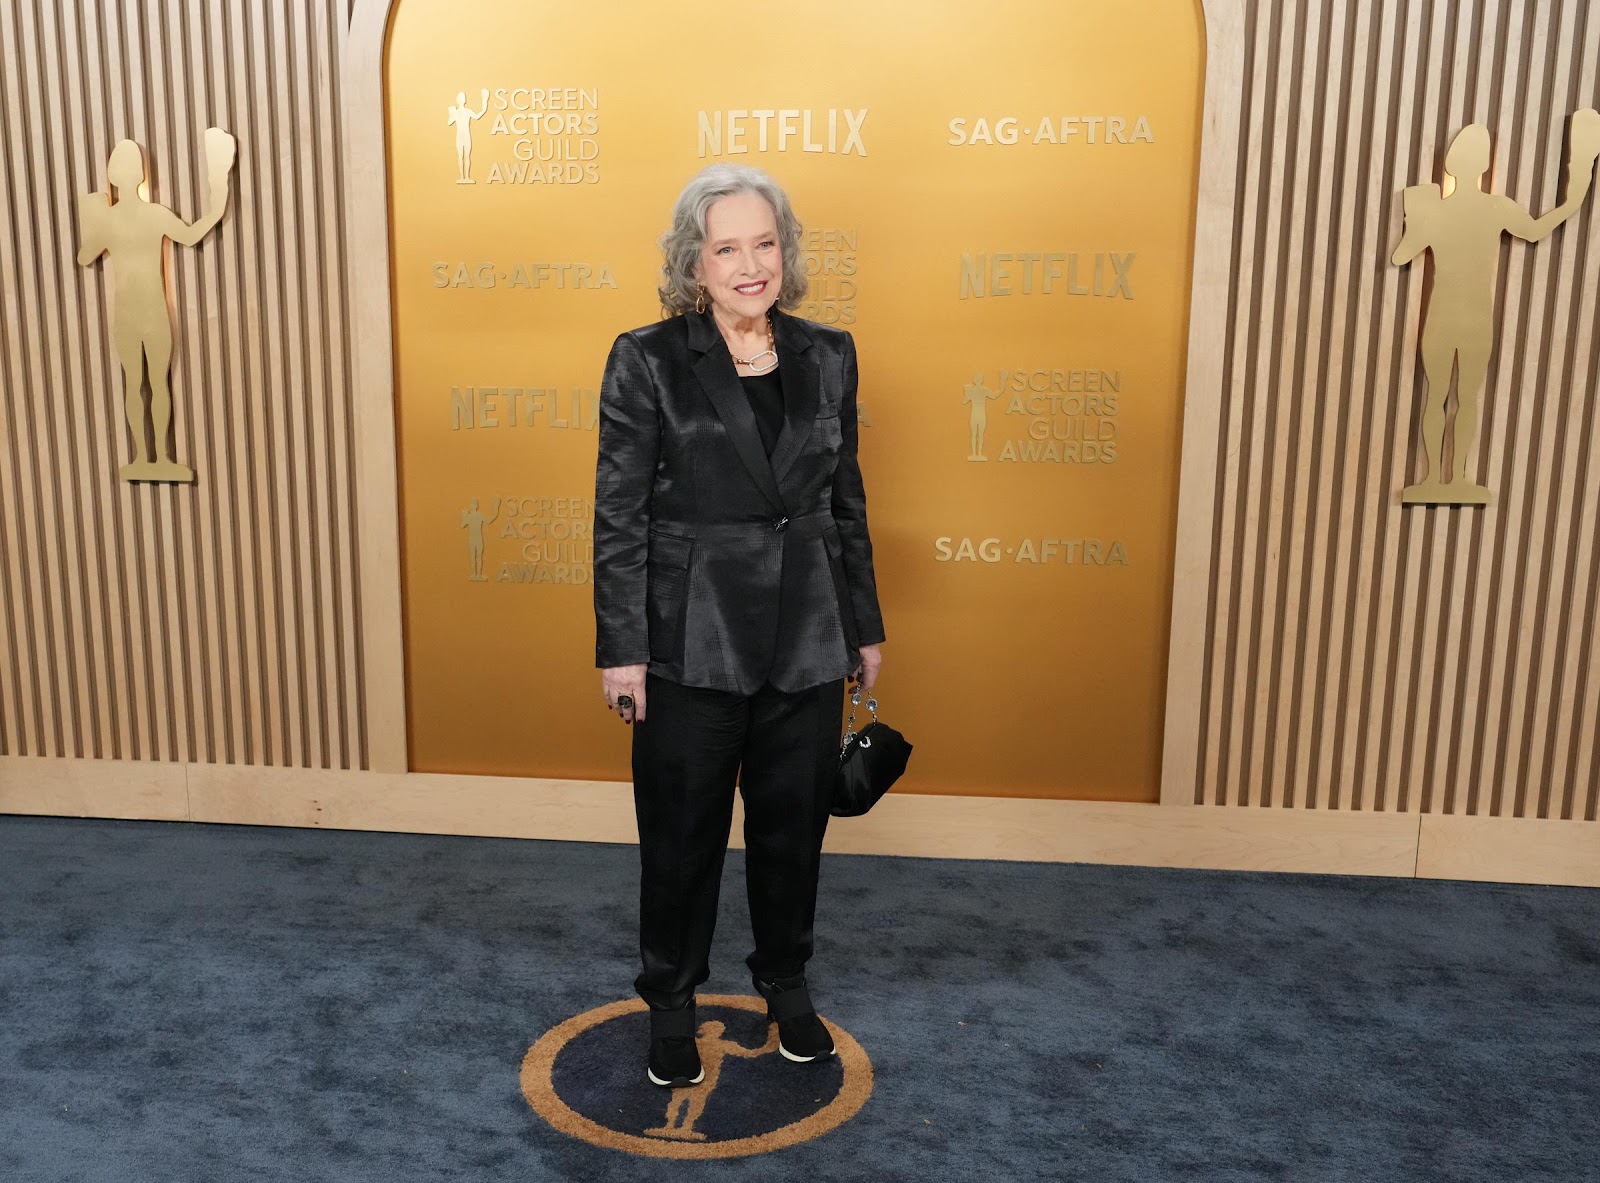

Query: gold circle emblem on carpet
left=520, top=993, right=873, bottom=1159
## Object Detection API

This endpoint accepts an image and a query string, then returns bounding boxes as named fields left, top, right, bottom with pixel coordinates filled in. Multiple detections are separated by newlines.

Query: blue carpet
left=0, top=815, right=1596, bottom=1181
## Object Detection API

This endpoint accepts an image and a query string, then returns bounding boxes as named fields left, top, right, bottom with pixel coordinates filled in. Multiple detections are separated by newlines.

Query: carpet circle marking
left=520, top=993, right=872, bottom=1158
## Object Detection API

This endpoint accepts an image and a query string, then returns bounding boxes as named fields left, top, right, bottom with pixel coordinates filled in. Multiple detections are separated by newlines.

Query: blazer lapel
left=687, top=310, right=787, bottom=515
left=768, top=309, right=819, bottom=486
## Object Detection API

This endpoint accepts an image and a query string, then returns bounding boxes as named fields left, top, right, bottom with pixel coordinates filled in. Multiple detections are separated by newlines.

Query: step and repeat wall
left=4, top=0, right=1599, bottom=850
left=384, top=0, right=1204, bottom=799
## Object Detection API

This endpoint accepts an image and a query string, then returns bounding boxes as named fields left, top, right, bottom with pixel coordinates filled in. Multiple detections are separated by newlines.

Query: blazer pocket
left=646, top=531, right=693, bottom=662
left=821, top=525, right=860, bottom=649
left=812, top=412, right=842, bottom=453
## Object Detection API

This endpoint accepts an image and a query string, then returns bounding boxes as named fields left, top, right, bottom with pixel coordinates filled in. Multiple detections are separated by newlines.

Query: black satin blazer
left=593, top=308, right=886, bottom=694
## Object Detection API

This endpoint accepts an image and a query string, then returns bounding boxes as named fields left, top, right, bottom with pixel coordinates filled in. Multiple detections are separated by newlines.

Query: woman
left=593, top=163, right=885, bottom=1088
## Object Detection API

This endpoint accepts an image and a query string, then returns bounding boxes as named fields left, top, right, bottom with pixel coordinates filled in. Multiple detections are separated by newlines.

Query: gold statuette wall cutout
left=77, top=128, right=237, bottom=483
left=1391, top=110, right=1599, bottom=506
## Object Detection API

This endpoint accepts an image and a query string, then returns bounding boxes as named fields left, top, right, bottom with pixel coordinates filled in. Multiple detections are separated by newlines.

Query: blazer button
left=772, top=515, right=790, bottom=531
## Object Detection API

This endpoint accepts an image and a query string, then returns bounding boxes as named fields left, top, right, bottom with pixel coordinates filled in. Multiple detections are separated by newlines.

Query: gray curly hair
left=658, top=164, right=808, bottom=316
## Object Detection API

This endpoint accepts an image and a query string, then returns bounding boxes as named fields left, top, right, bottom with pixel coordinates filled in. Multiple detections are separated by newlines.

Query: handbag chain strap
left=841, top=686, right=880, bottom=751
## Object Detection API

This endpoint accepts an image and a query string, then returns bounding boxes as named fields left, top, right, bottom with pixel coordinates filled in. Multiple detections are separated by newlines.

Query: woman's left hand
left=851, top=643, right=883, bottom=693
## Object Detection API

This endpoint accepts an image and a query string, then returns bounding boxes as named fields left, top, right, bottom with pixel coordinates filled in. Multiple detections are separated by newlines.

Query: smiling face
left=694, top=191, right=782, bottom=321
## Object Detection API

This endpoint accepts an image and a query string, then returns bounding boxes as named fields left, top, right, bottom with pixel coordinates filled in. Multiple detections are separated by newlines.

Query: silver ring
left=616, top=695, right=634, bottom=708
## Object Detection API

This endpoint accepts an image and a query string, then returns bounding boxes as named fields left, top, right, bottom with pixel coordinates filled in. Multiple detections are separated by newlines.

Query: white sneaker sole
left=647, top=1065, right=706, bottom=1086
left=778, top=1042, right=835, bottom=1063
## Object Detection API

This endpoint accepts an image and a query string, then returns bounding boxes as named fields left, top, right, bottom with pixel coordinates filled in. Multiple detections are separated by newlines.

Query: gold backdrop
left=386, top=0, right=1203, bottom=799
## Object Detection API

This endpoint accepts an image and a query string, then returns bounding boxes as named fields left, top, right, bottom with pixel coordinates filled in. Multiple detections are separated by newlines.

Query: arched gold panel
left=382, top=0, right=1206, bottom=799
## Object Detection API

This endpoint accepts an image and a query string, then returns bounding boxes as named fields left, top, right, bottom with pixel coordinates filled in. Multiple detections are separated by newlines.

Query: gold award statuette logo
left=1391, top=109, right=1599, bottom=506
left=77, top=128, right=237, bottom=484
left=447, top=86, right=602, bottom=185
left=521, top=995, right=872, bottom=1159
left=964, top=372, right=1004, bottom=460
left=461, top=494, right=594, bottom=586
left=448, top=88, right=490, bottom=183
left=461, top=497, right=500, bottom=582
left=963, top=369, right=1121, bottom=463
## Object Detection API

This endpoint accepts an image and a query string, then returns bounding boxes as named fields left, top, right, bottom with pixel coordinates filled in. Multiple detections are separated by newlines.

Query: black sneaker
left=646, top=1001, right=705, bottom=1087
left=754, top=975, right=834, bottom=1062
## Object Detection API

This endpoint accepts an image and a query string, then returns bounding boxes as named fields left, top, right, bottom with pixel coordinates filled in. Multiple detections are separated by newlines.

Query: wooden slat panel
left=1555, top=24, right=1600, bottom=823
left=73, top=0, right=137, bottom=761
left=1397, top=0, right=1476, bottom=817
left=1508, top=5, right=1593, bottom=819
left=1280, top=0, right=1352, bottom=811
left=1445, top=1, right=1526, bottom=817
left=1194, top=0, right=1270, bottom=805
left=178, top=0, right=231, bottom=764
left=155, top=0, right=196, bottom=762
left=1421, top=1, right=1500, bottom=819
left=1364, top=0, right=1444, bottom=816
left=1188, top=0, right=1600, bottom=817
left=30, top=0, right=97, bottom=762
left=316, top=0, right=363, bottom=771
left=1313, top=0, right=1403, bottom=812
left=1470, top=4, right=1553, bottom=819
left=1247, top=0, right=1316, bottom=809
left=3, top=0, right=64, bottom=759
left=0, top=1, right=41, bottom=758
left=1219, top=0, right=1286, bottom=807
left=0, top=0, right=365, bottom=769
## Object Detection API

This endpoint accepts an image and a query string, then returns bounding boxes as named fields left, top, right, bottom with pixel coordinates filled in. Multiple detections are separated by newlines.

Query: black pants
left=631, top=671, right=845, bottom=1011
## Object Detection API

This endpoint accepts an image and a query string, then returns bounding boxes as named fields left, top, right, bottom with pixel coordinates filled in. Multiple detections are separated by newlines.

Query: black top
left=739, top=368, right=784, bottom=458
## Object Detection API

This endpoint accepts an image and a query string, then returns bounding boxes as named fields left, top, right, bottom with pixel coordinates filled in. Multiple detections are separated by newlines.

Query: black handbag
left=831, top=686, right=913, bottom=816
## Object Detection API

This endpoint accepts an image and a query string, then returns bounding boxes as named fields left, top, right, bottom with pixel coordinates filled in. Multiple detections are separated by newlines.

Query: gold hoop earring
left=694, top=285, right=707, bottom=315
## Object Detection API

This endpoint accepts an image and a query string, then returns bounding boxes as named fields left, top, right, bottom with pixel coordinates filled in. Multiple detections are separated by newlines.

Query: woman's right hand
left=601, top=664, right=648, bottom=724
